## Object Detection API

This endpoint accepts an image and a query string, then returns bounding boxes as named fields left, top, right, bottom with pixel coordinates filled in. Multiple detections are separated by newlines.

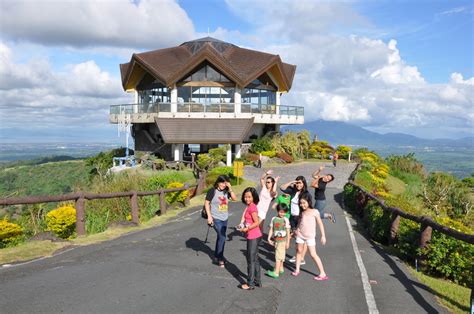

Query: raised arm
left=272, top=176, right=280, bottom=195
left=316, top=211, right=326, bottom=245
left=280, top=180, right=295, bottom=192
left=312, top=166, right=324, bottom=179
left=225, top=182, right=237, bottom=201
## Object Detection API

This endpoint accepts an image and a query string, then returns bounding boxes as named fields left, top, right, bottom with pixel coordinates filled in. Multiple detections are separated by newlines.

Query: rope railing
left=0, top=184, right=196, bottom=236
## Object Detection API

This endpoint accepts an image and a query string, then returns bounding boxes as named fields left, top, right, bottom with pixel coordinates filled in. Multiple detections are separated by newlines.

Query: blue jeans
left=213, top=218, right=227, bottom=262
left=315, top=199, right=327, bottom=219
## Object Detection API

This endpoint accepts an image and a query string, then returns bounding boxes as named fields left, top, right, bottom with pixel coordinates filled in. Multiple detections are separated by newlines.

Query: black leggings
left=246, top=237, right=261, bottom=286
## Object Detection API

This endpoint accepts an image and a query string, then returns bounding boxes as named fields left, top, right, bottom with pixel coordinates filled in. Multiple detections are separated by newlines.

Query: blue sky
left=0, top=0, right=472, bottom=143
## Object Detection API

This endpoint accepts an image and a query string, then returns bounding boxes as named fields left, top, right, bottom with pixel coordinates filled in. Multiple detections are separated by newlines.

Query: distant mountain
left=283, top=120, right=474, bottom=148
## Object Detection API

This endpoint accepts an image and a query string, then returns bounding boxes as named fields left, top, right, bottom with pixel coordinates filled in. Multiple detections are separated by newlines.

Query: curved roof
left=120, top=37, right=296, bottom=92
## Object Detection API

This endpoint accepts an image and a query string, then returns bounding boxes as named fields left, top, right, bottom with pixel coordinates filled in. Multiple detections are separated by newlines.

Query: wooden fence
left=346, top=181, right=474, bottom=247
left=0, top=184, right=194, bottom=236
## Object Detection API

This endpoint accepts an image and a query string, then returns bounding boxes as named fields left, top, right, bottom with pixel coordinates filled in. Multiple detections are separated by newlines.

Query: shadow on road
left=185, top=237, right=247, bottom=286
left=334, top=190, right=441, bottom=313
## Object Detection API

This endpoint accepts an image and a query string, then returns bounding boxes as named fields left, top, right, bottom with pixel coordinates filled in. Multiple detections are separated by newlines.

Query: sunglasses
left=266, top=181, right=272, bottom=184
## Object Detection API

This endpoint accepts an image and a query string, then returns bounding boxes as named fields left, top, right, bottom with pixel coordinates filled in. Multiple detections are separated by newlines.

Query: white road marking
left=345, top=214, right=379, bottom=314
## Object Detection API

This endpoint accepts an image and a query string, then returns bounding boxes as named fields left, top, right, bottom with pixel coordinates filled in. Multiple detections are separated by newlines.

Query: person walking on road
left=311, top=166, right=336, bottom=223
left=332, top=151, right=339, bottom=167
left=238, top=187, right=263, bottom=290
left=291, top=192, right=328, bottom=281
left=204, top=175, right=237, bottom=267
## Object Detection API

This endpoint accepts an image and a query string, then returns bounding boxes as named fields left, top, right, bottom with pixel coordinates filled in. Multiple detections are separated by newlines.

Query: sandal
left=218, top=261, right=225, bottom=268
left=291, top=271, right=300, bottom=277
left=314, top=275, right=329, bottom=281
left=240, top=284, right=255, bottom=290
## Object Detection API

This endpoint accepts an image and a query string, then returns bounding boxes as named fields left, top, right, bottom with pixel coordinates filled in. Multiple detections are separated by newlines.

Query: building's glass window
left=178, top=86, right=234, bottom=104
left=138, top=87, right=170, bottom=104
left=242, top=75, right=277, bottom=105
left=181, top=62, right=231, bottom=83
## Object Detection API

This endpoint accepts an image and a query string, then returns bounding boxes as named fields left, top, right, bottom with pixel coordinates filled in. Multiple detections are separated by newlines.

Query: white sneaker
left=288, top=256, right=305, bottom=265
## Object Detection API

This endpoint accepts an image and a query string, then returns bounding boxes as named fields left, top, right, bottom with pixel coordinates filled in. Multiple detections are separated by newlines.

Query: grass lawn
left=407, top=267, right=471, bottom=314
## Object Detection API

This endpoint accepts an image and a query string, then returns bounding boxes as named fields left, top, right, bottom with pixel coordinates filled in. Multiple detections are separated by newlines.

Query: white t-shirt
left=290, top=192, right=300, bottom=216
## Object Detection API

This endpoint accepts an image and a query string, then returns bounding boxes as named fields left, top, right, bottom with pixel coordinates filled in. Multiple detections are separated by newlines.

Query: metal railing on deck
left=110, top=103, right=304, bottom=116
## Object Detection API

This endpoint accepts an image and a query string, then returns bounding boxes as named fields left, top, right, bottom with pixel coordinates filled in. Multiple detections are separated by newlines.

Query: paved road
left=0, top=162, right=447, bottom=313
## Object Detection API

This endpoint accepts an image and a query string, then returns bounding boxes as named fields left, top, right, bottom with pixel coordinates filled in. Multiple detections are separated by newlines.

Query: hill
left=284, top=120, right=474, bottom=148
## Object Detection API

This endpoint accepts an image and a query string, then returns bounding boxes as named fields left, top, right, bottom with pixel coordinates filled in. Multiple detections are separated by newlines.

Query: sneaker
left=288, top=256, right=305, bottom=265
left=266, top=270, right=279, bottom=279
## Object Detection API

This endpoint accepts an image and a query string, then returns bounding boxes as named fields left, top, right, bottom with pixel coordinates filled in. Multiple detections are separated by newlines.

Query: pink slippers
left=291, top=271, right=300, bottom=276
left=314, top=275, right=329, bottom=281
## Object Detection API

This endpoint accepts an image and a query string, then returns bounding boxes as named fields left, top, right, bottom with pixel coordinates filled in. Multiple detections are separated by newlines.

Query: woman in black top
left=312, top=166, right=335, bottom=223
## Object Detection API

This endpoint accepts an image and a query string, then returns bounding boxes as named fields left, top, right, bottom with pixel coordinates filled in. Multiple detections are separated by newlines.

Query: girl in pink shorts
left=291, top=192, right=328, bottom=281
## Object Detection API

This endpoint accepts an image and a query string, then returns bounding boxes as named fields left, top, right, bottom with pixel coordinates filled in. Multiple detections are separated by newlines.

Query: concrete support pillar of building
left=234, top=87, right=241, bottom=114
left=170, top=85, right=178, bottom=113
left=226, top=145, right=232, bottom=166
left=276, top=92, right=281, bottom=115
left=173, top=144, right=183, bottom=161
left=235, top=144, right=242, bottom=158
left=134, top=90, right=139, bottom=113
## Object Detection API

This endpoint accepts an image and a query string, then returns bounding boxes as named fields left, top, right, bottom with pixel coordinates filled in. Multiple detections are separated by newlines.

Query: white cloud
left=0, top=42, right=129, bottom=134
left=0, top=0, right=195, bottom=49
left=223, top=1, right=473, bottom=138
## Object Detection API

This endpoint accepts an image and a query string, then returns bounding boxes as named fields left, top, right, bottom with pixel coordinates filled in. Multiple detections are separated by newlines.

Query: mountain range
left=283, top=120, right=474, bottom=148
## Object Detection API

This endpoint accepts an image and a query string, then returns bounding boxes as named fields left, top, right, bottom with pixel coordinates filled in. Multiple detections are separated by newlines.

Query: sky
left=0, top=0, right=473, bottom=143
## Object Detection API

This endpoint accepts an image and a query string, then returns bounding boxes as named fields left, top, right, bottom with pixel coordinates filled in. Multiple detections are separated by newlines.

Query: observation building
left=110, top=37, right=304, bottom=165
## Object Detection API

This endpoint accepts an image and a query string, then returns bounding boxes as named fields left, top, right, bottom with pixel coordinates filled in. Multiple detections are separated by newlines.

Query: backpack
left=201, top=188, right=216, bottom=219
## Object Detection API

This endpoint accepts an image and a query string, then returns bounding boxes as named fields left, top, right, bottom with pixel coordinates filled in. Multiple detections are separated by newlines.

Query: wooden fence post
left=184, top=183, right=190, bottom=206
left=75, top=193, right=86, bottom=236
left=159, top=190, right=167, bottom=215
left=130, top=191, right=139, bottom=224
left=419, top=223, right=432, bottom=250
left=389, top=213, right=400, bottom=245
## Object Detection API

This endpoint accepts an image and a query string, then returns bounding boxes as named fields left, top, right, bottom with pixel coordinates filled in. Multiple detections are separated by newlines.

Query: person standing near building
left=205, top=175, right=237, bottom=267
left=239, top=187, right=263, bottom=290
left=266, top=203, right=291, bottom=279
left=256, top=153, right=262, bottom=168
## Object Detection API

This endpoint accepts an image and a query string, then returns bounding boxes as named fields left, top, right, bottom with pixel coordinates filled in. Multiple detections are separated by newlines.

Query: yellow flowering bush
left=46, top=205, right=76, bottom=239
left=165, top=182, right=189, bottom=205
left=0, top=218, right=24, bottom=247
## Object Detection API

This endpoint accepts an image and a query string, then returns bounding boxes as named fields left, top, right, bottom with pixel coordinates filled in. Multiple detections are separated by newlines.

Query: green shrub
left=366, top=201, right=391, bottom=244
left=206, top=166, right=237, bottom=186
left=336, top=145, right=352, bottom=159
left=46, top=205, right=76, bottom=239
left=422, top=231, right=473, bottom=286
left=146, top=171, right=191, bottom=190
left=395, top=218, right=420, bottom=261
left=165, top=182, right=189, bottom=205
left=343, top=184, right=357, bottom=210
left=0, top=218, right=24, bottom=247
left=250, top=136, right=272, bottom=153
left=260, top=150, right=276, bottom=158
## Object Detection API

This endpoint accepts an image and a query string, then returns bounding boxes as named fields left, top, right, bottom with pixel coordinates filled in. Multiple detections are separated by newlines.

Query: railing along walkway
left=0, top=184, right=194, bottom=236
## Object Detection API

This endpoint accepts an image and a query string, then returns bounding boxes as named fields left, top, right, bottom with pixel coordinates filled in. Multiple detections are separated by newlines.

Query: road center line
left=345, top=214, right=379, bottom=314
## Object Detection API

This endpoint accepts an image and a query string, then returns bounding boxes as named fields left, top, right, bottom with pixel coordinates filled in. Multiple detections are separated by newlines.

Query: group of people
left=203, top=166, right=335, bottom=290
